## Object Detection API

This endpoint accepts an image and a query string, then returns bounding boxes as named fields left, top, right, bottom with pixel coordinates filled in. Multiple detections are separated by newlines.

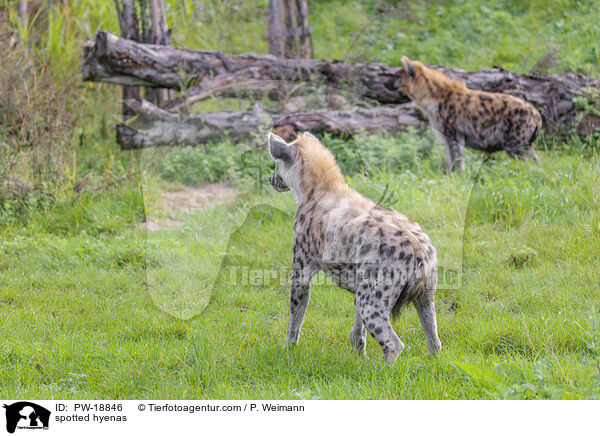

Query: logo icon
left=3, top=402, right=50, bottom=434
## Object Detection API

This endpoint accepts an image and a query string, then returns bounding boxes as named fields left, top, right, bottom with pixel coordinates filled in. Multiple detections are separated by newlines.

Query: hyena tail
left=529, top=124, right=540, bottom=145
left=391, top=280, right=428, bottom=320
left=527, top=124, right=540, bottom=162
left=390, top=283, right=411, bottom=320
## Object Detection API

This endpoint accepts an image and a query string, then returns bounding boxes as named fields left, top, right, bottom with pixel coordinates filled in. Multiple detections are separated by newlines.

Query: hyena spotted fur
left=394, top=56, right=543, bottom=172
left=268, top=131, right=442, bottom=362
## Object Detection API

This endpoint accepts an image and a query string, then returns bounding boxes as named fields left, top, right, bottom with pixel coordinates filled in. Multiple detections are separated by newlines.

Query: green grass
left=2, top=141, right=599, bottom=399
left=1, top=0, right=600, bottom=399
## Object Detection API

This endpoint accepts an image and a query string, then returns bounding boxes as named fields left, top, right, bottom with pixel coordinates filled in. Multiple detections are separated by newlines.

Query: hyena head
left=394, top=56, right=465, bottom=102
left=393, top=55, right=417, bottom=96
left=268, top=132, right=298, bottom=194
left=267, top=131, right=346, bottom=204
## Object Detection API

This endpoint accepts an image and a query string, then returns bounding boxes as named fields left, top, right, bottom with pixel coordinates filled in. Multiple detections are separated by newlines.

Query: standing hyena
left=393, top=56, right=543, bottom=172
left=268, top=131, right=442, bottom=362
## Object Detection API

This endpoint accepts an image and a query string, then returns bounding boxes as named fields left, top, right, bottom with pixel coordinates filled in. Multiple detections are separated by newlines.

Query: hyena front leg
left=349, top=298, right=367, bottom=355
left=527, top=147, right=539, bottom=162
left=285, top=265, right=316, bottom=345
left=445, top=136, right=465, bottom=173
left=455, top=137, right=466, bottom=171
left=357, top=295, right=404, bottom=363
left=435, top=129, right=464, bottom=173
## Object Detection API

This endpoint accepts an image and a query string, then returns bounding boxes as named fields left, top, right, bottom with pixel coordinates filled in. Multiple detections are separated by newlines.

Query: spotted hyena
left=394, top=56, right=543, bottom=172
left=268, top=131, right=442, bottom=362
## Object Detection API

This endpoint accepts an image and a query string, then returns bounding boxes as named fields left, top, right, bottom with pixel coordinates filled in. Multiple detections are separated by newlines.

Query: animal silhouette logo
left=3, top=402, right=50, bottom=434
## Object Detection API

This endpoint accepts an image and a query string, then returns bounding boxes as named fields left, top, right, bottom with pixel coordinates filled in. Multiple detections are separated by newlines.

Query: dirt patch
left=159, top=182, right=237, bottom=214
left=142, top=182, right=237, bottom=231
left=144, top=217, right=183, bottom=232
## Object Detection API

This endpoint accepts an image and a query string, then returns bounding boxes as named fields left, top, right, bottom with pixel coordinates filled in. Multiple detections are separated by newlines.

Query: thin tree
left=113, top=0, right=170, bottom=121
left=113, top=0, right=141, bottom=121
left=268, top=0, right=313, bottom=59
left=147, top=0, right=170, bottom=105
left=268, top=0, right=284, bottom=57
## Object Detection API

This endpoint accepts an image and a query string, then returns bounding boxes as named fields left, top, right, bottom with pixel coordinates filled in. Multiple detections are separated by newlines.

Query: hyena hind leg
left=413, top=298, right=442, bottom=355
left=527, top=146, right=539, bottom=162
left=357, top=300, right=404, bottom=363
left=506, top=137, right=538, bottom=162
left=507, top=147, right=534, bottom=161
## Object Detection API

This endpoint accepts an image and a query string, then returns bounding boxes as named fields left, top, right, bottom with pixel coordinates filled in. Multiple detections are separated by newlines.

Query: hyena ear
left=302, top=131, right=319, bottom=142
left=401, top=56, right=415, bottom=77
left=268, top=132, right=293, bottom=164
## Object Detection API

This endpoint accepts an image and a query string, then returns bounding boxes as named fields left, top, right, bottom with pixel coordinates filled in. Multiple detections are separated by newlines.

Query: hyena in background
left=268, top=131, right=442, bottom=362
left=394, top=56, right=543, bottom=172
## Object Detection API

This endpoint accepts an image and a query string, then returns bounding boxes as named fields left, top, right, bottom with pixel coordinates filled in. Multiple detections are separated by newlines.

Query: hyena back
left=268, top=131, right=442, bottom=362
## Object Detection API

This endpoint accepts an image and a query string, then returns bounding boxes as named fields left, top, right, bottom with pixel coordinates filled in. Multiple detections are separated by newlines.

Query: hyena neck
left=291, top=134, right=347, bottom=207
left=415, top=97, right=440, bottom=118
left=411, top=68, right=466, bottom=115
left=296, top=167, right=347, bottom=208
left=410, top=83, right=440, bottom=115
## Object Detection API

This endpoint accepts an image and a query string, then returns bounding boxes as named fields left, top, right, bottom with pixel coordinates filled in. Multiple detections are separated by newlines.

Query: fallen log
left=83, top=31, right=600, bottom=137
left=115, top=100, right=424, bottom=149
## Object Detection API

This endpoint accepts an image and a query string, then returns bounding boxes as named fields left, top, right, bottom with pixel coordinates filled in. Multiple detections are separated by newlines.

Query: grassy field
left=1, top=0, right=600, bottom=399
left=2, top=133, right=599, bottom=399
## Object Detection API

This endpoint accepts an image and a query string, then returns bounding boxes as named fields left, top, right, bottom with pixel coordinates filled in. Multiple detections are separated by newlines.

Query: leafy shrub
left=325, top=129, right=445, bottom=175
left=143, top=128, right=449, bottom=193
left=145, top=137, right=266, bottom=187
left=0, top=18, right=74, bottom=186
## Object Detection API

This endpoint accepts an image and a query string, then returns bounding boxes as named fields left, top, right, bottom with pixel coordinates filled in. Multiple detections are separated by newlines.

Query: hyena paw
left=427, top=339, right=442, bottom=356
left=285, top=332, right=300, bottom=346
left=383, top=340, right=405, bottom=363
left=349, top=333, right=366, bottom=355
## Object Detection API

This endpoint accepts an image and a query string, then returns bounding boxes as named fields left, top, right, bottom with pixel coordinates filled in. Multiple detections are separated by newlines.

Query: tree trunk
left=283, top=0, right=297, bottom=58
left=267, top=0, right=284, bottom=58
left=295, top=0, right=311, bottom=59
left=147, top=0, right=170, bottom=105
left=115, top=99, right=424, bottom=149
left=150, top=0, right=169, bottom=45
left=82, top=31, right=600, bottom=138
left=113, top=1, right=141, bottom=121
